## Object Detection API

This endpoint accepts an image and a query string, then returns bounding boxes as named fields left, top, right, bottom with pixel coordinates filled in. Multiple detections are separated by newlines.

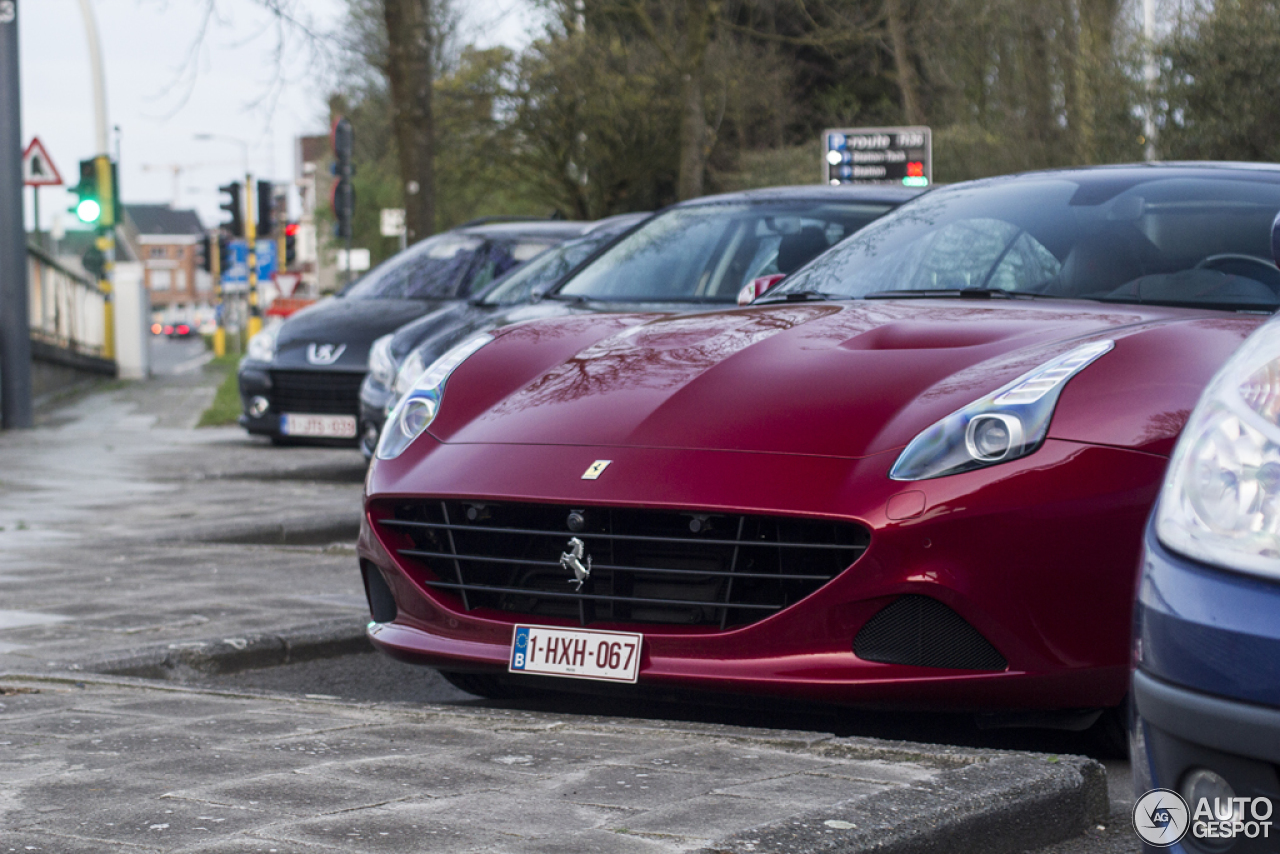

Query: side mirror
left=737, top=273, right=788, bottom=307
left=1271, top=212, right=1280, bottom=267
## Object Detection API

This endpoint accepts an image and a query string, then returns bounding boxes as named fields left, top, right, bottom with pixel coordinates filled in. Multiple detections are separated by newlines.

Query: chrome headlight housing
left=890, top=340, right=1114, bottom=481
left=1156, top=325, right=1280, bottom=577
left=368, top=333, right=396, bottom=390
left=375, top=334, right=494, bottom=461
left=246, top=323, right=280, bottom=363
left=392, top=347, right=429, bottom=402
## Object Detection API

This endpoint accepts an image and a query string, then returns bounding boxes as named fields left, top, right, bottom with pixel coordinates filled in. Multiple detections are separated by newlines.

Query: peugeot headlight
left=1156, top=325, right=1280, bottom=577
left=890, top=340, right=1114, bottom=481
left=375, top=334, right=493, bottom=461
left=368, top=334, right=396, bottom=390
left=246, top=323, right=279, bottom=363
left=392, top=348, right=429, bottom=401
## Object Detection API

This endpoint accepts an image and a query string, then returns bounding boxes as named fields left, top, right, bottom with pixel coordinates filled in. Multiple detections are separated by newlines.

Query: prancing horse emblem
left=306, top=343, right=347, bottom=365
left=560, top=537, right=591, bottom=591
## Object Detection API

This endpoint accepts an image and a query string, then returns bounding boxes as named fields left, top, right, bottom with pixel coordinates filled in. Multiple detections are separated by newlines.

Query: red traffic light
left=907, top=161, right=925, bottom=178
left=285, top=222, right=299, bottom=237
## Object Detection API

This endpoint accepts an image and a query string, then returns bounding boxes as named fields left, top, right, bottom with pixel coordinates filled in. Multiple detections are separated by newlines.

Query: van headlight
left=890, top=340, right=1113, bottom=480
left=1156, top=325, right=1280, bottom=577
left=368, top=334, right=396, bottom=390
left=375, top=334, right=493, bottom=460
left=246, top=324, right=279, bottom=363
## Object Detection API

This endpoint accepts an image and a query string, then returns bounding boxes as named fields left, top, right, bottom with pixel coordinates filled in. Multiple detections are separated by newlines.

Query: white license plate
left=509, top=625, right=642, bottom=683
left=279, top=413, right=357, bottom=438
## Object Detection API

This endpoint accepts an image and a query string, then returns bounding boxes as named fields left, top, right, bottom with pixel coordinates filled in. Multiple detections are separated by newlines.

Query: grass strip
left=198, top=352, right=243, bottom=427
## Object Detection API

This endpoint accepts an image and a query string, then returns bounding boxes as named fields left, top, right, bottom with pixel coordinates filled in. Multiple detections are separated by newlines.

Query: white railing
left=27, top=244, right=106, bottom=358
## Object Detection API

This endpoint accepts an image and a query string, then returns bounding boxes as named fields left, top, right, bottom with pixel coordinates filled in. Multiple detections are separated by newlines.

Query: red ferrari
left=358, top=165, right=1280, bottom=728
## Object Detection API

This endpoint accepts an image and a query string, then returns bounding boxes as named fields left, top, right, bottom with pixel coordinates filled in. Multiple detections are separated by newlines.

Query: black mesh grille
left=269, top=370, right=364, bottom=415
left=854, top=595, right=1007, bottom=671
left=373, top=500, right=870, bottom=629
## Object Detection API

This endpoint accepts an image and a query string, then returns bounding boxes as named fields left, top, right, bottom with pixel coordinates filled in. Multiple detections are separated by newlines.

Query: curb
left=76, top=617, right=372, bottom=680
left=699, top=750, right=1108, bottom=854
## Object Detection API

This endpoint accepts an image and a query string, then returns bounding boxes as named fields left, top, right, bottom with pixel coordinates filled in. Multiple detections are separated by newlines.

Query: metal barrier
left=27, top=243, right=106, bottom=357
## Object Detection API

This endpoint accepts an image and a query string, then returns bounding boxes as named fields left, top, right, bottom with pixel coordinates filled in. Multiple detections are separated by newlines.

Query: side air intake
left=854, top=595, right=1007, bottom=671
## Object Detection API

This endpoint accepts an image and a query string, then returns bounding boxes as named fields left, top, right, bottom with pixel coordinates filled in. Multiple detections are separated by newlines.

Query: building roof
left=125, top=204, right=205, bottom=237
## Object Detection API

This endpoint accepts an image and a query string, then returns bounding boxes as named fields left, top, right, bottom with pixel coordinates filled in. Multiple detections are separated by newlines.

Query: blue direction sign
left=220, top=238, right=278, bottom=291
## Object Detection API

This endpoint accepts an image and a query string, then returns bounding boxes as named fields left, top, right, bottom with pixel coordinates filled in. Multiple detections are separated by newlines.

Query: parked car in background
left=1132, top=303, right=1280, bottom=849
left=359, top=211, right=652, bottom=454
left=237, top=218, right=594, bottom=445
left=359, top=185, right=921, bottom=456
left=359, top=164, right=1280, bottom=740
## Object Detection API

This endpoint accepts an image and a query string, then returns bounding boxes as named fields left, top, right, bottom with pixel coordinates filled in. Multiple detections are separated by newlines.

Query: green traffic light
left=76, top=197, right=102, bottom=223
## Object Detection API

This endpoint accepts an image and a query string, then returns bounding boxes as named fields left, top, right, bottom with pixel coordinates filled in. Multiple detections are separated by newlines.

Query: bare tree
left=382, top=0, right=437, bottom=240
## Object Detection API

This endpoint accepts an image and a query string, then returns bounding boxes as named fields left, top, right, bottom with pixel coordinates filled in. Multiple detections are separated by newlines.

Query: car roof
left=964, top=161, right=1280, bottom=189
left=673, top=184, right=925, bottom=208
left=455, top=219, right=596, bottom=240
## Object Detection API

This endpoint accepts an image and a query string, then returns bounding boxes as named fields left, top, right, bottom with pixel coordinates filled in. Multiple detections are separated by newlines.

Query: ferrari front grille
left=373, top=500, right=870, bottom=629
left=269, top=370, right=363, bottom=415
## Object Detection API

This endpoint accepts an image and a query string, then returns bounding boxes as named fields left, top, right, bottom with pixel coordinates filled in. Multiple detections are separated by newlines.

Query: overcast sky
left=20, top=0, right=542, bottom=233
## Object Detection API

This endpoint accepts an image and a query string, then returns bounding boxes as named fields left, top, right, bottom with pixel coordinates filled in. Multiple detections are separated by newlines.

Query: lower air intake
left=854, top=595, right=1007, bottom=671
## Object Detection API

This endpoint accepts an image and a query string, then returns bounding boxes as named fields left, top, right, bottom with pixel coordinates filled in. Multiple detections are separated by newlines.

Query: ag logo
left=306, top=343, right=347, bottom=365
left=1133, top=788, right=1190, bottom=847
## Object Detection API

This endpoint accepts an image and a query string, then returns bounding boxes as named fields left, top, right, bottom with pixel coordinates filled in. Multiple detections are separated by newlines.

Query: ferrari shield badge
left=582, top=460, right=611, bottom=480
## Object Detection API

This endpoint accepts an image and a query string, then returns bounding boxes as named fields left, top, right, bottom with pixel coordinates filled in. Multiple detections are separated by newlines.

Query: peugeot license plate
left=509, top=625, right=642, bottom=683
left=279, top=413, right=357, bottom=438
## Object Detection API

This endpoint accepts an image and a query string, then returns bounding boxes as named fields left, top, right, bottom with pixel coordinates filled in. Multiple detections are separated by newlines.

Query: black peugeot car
left=237, top=218, right=593, bottom=445
left=358, top=184, right=922, bottom=456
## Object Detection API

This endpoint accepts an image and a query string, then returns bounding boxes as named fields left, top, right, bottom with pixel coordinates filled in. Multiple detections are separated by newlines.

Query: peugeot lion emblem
left=306, top=343, right=347, bottom=365
left=560, top=537, right=591, bottom=591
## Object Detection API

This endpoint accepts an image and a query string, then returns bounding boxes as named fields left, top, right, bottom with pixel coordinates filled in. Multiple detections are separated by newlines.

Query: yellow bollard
left=214, top=327, right=226, bottom=357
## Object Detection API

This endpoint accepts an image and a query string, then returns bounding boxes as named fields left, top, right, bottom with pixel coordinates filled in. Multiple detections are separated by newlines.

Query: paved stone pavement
left=0, top=367, right=1110, bottom=853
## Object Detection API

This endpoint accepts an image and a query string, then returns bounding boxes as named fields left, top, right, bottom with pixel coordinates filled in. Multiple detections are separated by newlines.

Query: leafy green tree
left=1157, top=0, right=1280, bottom=161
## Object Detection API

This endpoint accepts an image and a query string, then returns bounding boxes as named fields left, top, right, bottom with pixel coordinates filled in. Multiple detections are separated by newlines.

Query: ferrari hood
left=428, top=299, right=1254, bottom=459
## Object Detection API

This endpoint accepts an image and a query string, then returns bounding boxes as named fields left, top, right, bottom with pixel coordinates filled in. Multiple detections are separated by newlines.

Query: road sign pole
left=246, top=172, right=260, bottom=339
left=0, top=0, right=33, bottom=430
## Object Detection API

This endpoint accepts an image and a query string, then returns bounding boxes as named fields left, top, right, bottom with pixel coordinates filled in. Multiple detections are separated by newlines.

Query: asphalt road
left=149, top=332, right=212, bottom=375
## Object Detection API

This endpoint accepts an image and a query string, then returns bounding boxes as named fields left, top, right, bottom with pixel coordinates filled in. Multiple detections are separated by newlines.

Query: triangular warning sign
left=23, top=137, right=63, bottom=187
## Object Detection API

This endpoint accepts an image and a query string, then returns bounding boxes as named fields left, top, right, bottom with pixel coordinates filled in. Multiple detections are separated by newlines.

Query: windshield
left=480, top=233, right=615, bottom=305
left=558, top=201, right=894, bottom=302
left=767, top=174, right=1280, bottom=310
left=343, top=233, right=485, bottom=300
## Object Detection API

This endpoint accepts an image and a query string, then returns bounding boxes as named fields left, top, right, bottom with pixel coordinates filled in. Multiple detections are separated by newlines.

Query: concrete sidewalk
left=0, top=368, right=1110, bottom=852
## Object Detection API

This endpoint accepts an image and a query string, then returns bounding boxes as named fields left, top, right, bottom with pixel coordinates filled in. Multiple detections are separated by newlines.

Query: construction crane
left=139, top=161, right=237, bottom=208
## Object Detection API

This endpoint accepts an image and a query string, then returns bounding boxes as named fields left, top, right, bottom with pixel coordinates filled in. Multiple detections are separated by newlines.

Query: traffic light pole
left=246, top=172, right=260, bottom=339
left=0, top=0, right=33, bottom=429
left=77, top=0, right=115, bottom=362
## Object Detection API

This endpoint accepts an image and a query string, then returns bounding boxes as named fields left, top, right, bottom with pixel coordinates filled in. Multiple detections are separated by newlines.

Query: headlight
left=392, top=348, right=428, bottom=401
left=368, top=334, right=396, bottom=390
left=375, top=334, right=493, bottom=461
left=890, top=340, right=1114, bottom=480
left=246, top=324, right=279, bottom=362
left=1156, top=324, right=1280, bottom=577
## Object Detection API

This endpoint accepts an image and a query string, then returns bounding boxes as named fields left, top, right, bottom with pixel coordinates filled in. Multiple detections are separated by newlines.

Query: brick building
left=120, top=204, right=212, bottom=319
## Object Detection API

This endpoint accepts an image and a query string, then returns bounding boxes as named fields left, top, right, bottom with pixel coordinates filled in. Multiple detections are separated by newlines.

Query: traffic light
left=256, top=180, right=274, bottom=237
left=284, top=222, right=298, bottom=268
left=69, top=158, right=101, bottom=224
left=331, top=116, right=354, bottom=240
left=81, top=245, right=106, bottom=279
left=217, top=234, right=232, bottom=275
left=219, top=182, right=243, bottom=237
left=196, top=234, right=211, bottom=272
